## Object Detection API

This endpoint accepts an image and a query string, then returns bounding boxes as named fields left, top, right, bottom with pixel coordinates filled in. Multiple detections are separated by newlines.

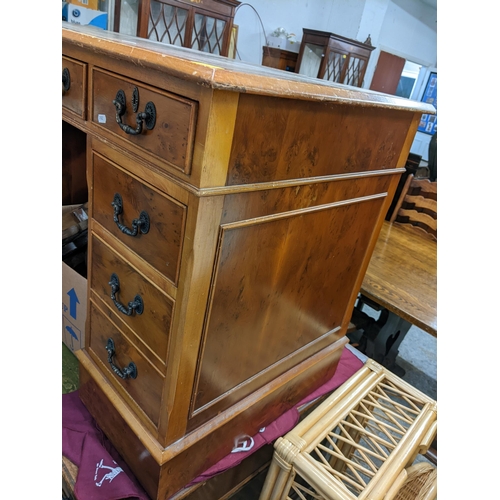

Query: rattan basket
left=393, top=463, right=437, bottom=500
left=259, top=359, right=437, bottom=500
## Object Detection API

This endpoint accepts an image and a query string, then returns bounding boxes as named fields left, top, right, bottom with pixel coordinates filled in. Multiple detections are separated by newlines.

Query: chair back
left=389, top=174, right=437, bottom=241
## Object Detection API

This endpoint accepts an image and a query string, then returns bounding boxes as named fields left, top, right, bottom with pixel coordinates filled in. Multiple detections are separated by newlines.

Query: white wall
left=367, top=0, right=437, bottom=160
left=234, top=0, right=437, bottom=159
left=234, top=0, right=436, bottom=73
left=234, top=0, right=378, bottom=64
left=365, top=0, right=437, bottom=85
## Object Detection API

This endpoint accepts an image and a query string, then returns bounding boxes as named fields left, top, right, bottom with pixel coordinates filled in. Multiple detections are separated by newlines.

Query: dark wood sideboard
left=62, top=22, right=434, bottom=499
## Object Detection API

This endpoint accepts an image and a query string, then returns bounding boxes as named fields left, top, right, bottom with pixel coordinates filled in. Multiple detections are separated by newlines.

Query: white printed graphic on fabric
left=231, top=435, right=254, bottom=453
left=94, top=458, right=124, bottom=487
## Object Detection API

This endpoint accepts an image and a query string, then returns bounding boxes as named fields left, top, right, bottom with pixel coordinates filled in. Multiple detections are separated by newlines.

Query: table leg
left=364, top=309, right=412, bottom=377
left=349, top=298, right=411, bottom=377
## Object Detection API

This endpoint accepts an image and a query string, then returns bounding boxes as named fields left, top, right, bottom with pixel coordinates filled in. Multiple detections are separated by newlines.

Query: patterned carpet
left=62, top=343, right=79, bottom=394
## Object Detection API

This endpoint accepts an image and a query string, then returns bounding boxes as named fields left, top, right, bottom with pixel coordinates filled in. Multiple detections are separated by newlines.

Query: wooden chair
left=348, top=174, right=437, bottom=373
left=389, top=174, right=437, bottom=241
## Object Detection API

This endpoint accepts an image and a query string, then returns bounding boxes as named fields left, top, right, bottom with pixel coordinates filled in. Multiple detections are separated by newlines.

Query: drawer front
left=92, top=151, right=187, bottom=285
left=91, top=68, right=197, bottom=175
left=88, top=301, right=164, bottom=427
left=90, top=236, right=173, bottom=362
left=62, top=56, right=86, bottom=119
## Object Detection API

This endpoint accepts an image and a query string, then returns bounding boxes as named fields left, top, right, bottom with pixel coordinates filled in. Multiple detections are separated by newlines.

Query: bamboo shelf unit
left=259, top=359, right=437, bottom=500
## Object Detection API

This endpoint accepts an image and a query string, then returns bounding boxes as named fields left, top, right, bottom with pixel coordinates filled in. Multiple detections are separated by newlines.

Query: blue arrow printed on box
left=67, top=288, right=80, bottom=320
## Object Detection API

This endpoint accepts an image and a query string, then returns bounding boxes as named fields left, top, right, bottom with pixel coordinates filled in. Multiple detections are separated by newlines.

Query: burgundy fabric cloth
left=62, top=390, right=149, bottom=500
left=187, top=345, right=364, bottom=486
left=62, top=346, right=364, bottom=499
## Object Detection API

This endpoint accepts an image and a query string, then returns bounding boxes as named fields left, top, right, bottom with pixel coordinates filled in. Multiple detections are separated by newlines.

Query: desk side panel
left=189, top=175, right=392, bottom=426
left=226, top=94, right=413, bottom=185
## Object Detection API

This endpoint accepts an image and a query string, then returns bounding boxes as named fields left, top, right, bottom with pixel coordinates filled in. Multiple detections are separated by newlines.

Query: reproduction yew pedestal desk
left=62, top=23, right=434, bottom=499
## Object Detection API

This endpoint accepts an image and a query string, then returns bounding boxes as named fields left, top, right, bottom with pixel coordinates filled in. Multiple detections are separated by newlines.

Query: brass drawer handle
left=108, top=273, right=144, bottom=316
left=113, top=88, right=156, bottom=135
left=105, top=338, right=137, bottom=380
left=62, top=67, right=70, bottom=92
left=111, top=193, right=150, bottom=237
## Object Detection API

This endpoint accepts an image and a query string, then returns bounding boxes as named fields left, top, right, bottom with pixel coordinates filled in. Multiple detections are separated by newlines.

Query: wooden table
left=351, top=221, right=437, bottom=374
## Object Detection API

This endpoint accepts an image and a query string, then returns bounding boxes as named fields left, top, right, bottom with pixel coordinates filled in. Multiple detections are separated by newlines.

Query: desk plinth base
left=77, top=337, right=347, bottom=500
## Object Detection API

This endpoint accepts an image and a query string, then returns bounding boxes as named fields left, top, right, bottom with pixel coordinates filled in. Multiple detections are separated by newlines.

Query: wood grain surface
left=361, top=221, right=437, bottom=335
left=63, top=23, right=435, bottom=114
left=63, top=23, right=434, bottom=499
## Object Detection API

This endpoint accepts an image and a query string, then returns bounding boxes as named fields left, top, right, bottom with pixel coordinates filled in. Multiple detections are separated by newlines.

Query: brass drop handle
left=111, top=193, right=150, bottom=237
left=105, top=338, right=137, bottom=380
left=62, top=67, right=71, bottom=92
left=108, top=273, right=144, bottom=316
left=113, top=88, right=156, bottom=135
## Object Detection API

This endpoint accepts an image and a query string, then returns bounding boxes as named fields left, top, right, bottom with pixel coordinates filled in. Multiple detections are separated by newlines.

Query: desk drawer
left=92, top=151, right=186, bottom=285
left=90, top=236, right=173, bottom=363
left=91, top=68, right=197, bottom=175
left=62, top=56, right=86, bottom=119
left=88, top=301, right=164, bottom=428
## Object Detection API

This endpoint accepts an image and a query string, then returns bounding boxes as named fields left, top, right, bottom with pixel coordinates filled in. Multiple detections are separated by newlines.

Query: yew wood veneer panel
left=191, top=193, right=386, bottom=424
left=78, top=362, right=162, bottom=500
left=226, top=94, right=413, bottom=185
left=88, top=301, right=165, bottom=428
left=92, top=150, right=187, bottom=285
left=91, top=68, right=198, bottom=175
left=220, top=175, right=393, bottom=224
left=91, top=235, right=173, bottom=364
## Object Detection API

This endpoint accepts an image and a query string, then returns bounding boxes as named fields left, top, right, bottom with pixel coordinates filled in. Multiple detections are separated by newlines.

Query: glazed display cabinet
left=296, top=28, right=375, bottom=87
left=112, top=0, right=239, bottom=56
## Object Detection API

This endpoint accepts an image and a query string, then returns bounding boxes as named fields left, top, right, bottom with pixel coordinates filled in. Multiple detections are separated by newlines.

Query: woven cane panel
left=288, top=477, right=324, bottom=500
left=286, top=379, right=428, bottom=499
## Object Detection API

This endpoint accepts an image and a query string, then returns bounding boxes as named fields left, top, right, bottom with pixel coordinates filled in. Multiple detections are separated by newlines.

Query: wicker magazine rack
left=259, top=359, right=437, bottom=500
left=394, top=463, right=437, bottom=500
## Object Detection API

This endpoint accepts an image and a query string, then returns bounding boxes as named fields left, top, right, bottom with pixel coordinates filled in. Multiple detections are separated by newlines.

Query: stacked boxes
left=63, top=0, right=108, bottom=30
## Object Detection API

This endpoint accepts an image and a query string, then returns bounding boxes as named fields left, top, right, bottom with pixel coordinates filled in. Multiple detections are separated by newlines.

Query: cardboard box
left=67, top=0, right=99, bottom=10
left=62, top=261, right=87, bottom=353
left=66, top=4, right=108, bottom=30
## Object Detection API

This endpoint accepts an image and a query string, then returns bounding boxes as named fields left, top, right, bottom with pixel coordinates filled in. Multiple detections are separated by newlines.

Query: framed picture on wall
left=417, top=72, right=437, bottom=135
left=228, top=24, right=238, bottom=59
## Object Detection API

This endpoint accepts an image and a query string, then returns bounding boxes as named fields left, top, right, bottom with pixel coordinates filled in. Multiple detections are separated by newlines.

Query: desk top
left=62, top=23, right=435, bottom=114
left=361, top=222, right=437, bottom=336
